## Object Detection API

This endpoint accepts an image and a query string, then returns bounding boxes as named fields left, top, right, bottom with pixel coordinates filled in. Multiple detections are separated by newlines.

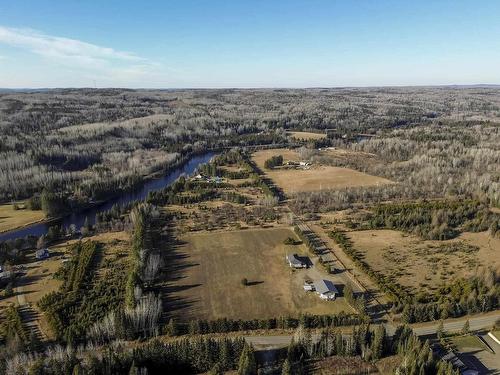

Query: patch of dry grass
left=0, top=203, right=45, bottom=233
left=252, top=149, right=392, bottom=194
left=168, top=227, right=353, bottom=320
left=347, top=230, right=499, bottom=294
left=288, top=131, right=327, bottom=140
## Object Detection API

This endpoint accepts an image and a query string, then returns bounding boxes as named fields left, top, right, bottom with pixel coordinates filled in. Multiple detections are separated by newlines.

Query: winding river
left=0, top=152, right=215, bottom=243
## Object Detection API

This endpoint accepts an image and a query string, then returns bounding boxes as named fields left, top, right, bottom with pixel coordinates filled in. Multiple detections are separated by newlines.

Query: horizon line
left=2, top=83, right=500, bottom=92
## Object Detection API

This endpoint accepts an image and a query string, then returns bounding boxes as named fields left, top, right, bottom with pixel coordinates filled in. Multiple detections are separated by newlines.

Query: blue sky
left=0, top=0, right=499, bottom=88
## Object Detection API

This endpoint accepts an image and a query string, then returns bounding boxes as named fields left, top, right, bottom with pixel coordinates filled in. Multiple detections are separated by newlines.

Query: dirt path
left=306, top=222, right=391, bottom=322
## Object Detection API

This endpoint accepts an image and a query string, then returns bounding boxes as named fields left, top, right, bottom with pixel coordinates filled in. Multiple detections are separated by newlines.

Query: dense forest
left=1, top=87, right=499, bottom=204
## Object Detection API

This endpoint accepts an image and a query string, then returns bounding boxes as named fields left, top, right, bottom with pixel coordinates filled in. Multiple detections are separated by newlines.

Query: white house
left=286, top=254, right=307, bottom=268
left=314, top=279, right=339, bottom=300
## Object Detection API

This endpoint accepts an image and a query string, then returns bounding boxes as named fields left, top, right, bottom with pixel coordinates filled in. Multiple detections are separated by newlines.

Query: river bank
left=0, top=151, right=215, bottom=243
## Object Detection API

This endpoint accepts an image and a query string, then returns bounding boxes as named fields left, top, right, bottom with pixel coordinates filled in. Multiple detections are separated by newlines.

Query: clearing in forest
left=288, top=131, right=327, bottom=140
left=166, top=227, right=353, bottom=321
left=252, top=149, right=392, bottom=195
left=0, top=203, right=45, bottom=233
left=346, top=229, right=500, bottom=295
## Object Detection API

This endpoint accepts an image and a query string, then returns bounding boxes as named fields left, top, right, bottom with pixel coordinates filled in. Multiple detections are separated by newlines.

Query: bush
left=264, top=155, right=283, bottom=169
left=241, top=278, right=248, bottom=286
left=283, top=237, right=300, bottom=245
left=4, top=282, right=14, bottom=297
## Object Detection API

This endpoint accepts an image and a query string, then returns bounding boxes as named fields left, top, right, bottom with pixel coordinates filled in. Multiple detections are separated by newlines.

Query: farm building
left=287, top=253, right=307, bottom=268
left=35, top=248, right=50, bottom=260
left=314, top=279, right=339, bottom=300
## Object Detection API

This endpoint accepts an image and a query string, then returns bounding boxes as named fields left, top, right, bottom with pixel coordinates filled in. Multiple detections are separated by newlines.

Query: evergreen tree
left=219, top=339, right=232, bottom=370
left=437, top=320, right=444, bottom=341
left=461, top=320, right=470, bottom=335
left=281, top=358, right=292, bottom=375
left=165, top=318, right=179, bottom=336
left=238, top=343, right=257, bottom=375
left=371, top=325, right=386, bottom=360
left=72, top=364, right=83, bottom=375
left=209, top=362, right=223, bottom=375
left=129, top=361, right=139, bottom=375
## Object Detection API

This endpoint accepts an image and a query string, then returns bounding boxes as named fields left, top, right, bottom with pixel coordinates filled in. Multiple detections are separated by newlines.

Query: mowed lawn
left=169, top=227, right=352, bottom=320
left=0, top=203, right=45, bottom=233
left=252, top=149, right=392, bottom=194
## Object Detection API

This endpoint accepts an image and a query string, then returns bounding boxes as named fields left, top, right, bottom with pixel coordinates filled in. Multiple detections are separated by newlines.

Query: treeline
left=398, top=271, right=500, bottom=323
left=37, top=241, right=121, bottom=343
left=126, top=203, right=163, bottom=308
left=0, top=306, right=29, bottom=348
left=367, top=199, right=499, bottom=240
left=165, top=312, right=367, bottom=337
left=3, top=335, right=248, bottom=374
left=264, top=154, right=283, bottom=169
left=88, top=204, right=165, bottom=344
left=3, top=323, right=458, bottom=375
left=283, top=324, right=456, bottom=375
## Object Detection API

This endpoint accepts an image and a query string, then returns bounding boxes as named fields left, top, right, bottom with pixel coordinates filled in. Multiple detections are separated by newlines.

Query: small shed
left=287, top=254, right=307, bottom=269
left=36, top=248, right=50, bottom=260
left=314, top=279, right=339, bottom=300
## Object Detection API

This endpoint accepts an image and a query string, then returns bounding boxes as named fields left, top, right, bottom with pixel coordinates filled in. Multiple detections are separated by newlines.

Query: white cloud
left=0, top=25, right=181, bottom=86
left=0, top=26, right=146, bottom=67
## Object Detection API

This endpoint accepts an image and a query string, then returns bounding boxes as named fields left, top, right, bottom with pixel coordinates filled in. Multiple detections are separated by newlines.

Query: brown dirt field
left=269, top=166, right=392, bottom=195
left=0, top=203, right=45, bottom=233
left=347, top=230, right=500, bottom=294
left=288, top=131, right=327, bottom=140
left=252, top=149, right=392, bottom=194
left=167, top=227, right=352, bottom=321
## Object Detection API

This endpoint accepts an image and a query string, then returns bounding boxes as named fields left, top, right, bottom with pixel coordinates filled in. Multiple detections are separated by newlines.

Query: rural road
left=245, top=311, right=500, bottom=348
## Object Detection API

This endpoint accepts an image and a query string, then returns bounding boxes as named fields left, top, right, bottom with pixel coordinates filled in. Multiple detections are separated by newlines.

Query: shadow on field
left=159, top=236, right=201, bottom=320
left=246, top=280, right=264, bottom=286
left=458, top=348, right=491, bottom=374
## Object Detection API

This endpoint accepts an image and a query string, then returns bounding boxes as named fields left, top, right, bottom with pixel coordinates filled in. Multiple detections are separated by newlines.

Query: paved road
left=246, top=311, right=500, bottom=348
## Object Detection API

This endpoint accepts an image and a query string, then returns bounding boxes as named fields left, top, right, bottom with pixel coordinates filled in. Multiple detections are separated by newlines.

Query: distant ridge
left=0, top=84, right=499, bottom=93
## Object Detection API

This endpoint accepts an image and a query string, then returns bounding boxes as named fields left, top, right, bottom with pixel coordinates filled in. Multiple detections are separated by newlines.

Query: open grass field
left=252, top=149, right=392, bottom=194
left=347, top=230, right=500, bottom=295
left=167, top=227, right=353, bottom=321
left=0, top=203, right=45, bottom=233
left=288, top=131, right=327, bottom=140
left=450, top=335, right=488, bottom=351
